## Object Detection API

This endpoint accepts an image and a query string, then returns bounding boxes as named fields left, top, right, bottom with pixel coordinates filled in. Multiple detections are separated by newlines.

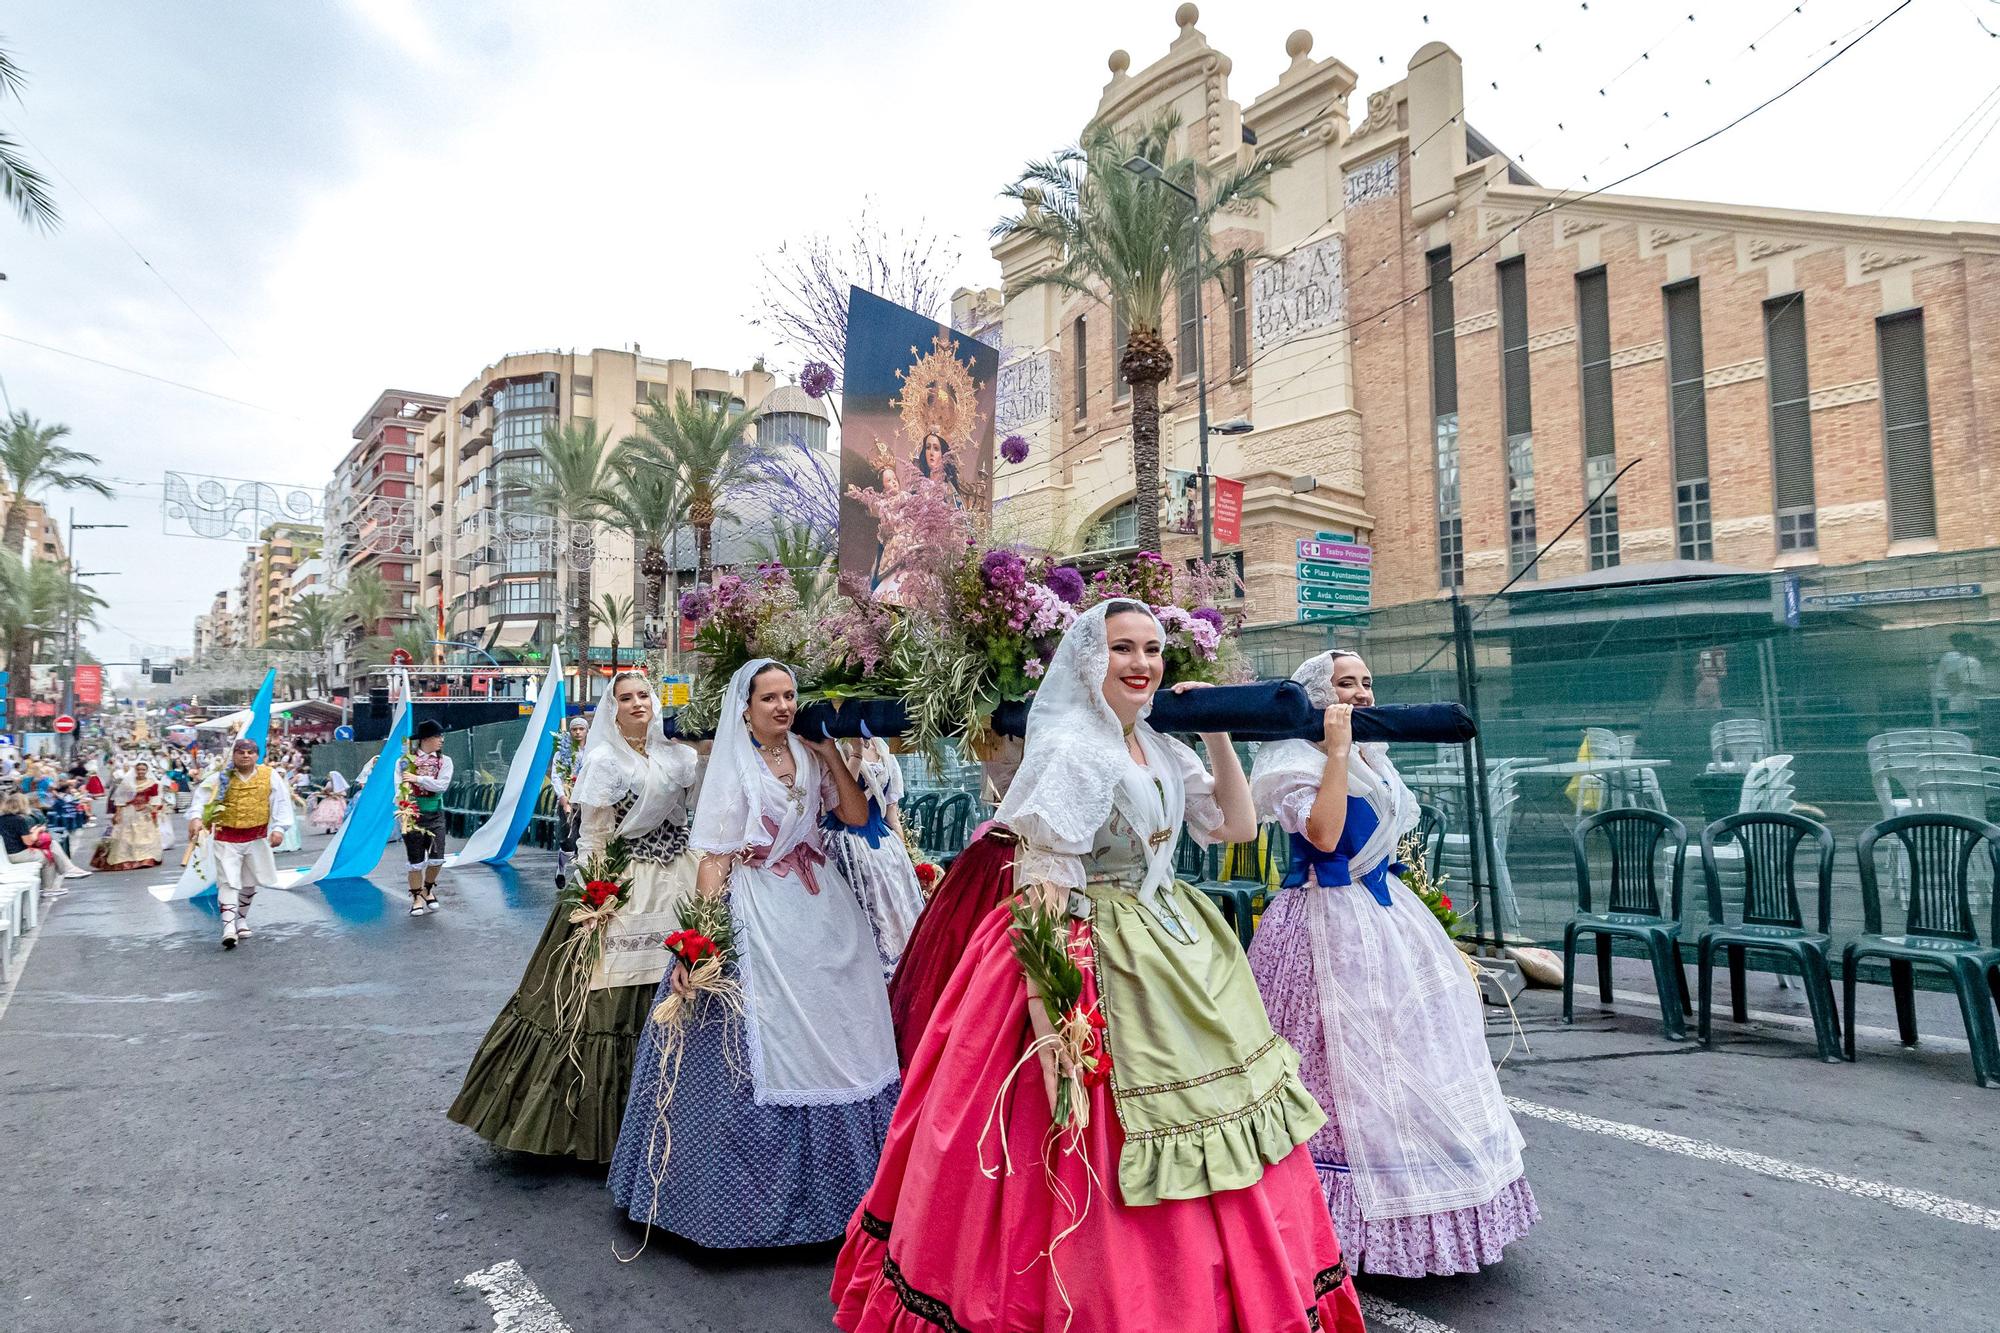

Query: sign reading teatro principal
left=1252, top=234, right=1347, bottom=353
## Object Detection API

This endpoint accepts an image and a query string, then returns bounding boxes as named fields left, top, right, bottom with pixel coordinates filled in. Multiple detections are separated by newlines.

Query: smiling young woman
left=832, top=601, right=1365, bottom=1333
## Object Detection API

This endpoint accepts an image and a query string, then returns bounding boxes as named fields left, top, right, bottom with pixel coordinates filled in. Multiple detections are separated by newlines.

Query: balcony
left=459, top=402, right=494, bottom=453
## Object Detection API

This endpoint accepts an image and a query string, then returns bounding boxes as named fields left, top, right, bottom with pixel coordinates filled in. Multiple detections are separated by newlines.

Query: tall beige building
left=235, top=521, right=322, bottom=646
left=420, top=348, right=828, bottom=695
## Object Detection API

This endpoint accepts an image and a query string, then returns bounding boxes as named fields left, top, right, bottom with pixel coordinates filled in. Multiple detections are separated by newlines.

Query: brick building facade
left=980, top=8, right=2000, bottom=622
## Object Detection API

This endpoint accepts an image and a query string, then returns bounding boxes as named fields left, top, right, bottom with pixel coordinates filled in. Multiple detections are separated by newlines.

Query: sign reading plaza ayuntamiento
left=1252, top=234, right=1347, bottom=353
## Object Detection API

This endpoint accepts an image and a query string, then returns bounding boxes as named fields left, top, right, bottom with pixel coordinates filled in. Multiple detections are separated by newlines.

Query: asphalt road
left=1, top=823, right=1996, bottom=1333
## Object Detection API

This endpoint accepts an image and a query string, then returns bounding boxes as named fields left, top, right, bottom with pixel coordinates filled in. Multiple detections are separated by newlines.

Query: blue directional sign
left=334, top=725, right=355, bottom=741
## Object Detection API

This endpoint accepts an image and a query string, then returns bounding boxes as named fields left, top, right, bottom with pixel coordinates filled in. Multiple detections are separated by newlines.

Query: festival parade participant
left=397, top=720, right=454, bottom=915
left=1248, top=650, right=1536, bottom=1276
left=448, top=671, right=700, bottom=1162
left=308, top=770, right=349, bottom=834
left=550, top=713, right=590, bottom=888
left=92, top=759, right=168, bottom=871
left=822, top=732, right=927, bottom=971
left=608, top=659, right=899, bottom=1247
left=832, top=602, right=1363, bottom=1333
left=187, top=738, right=295, bottom=950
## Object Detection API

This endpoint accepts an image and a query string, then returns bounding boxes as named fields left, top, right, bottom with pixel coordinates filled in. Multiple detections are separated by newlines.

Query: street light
left=1123, top=155, right=1227, bottom=559
left=60, top=514, right=128, bottom=757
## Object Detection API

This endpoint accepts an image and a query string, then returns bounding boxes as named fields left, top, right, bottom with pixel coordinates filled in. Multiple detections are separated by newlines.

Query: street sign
left=333, top=725, right=354, bottom=741
left=660, top=674, right=691, bottom=708
left=1296, top=607, right=1361, bottom=623
left=1298, top=538, right=1372, bottom=564
left=1313, top=531, right=1355, bottom=543
left=53, top=714, right=76, bottom=734
left=1297, top=584, right=1371, bottom=608
left=390, top=648, right=414, bottom=666
left=1296, top=562, right=1371, bottom=586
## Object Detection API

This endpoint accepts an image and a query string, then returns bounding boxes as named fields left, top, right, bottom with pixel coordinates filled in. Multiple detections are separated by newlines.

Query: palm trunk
left=570, top=568, right=592, bottom=704
left=695, top=521, right=713, bottom=584
left=1122, top=331, right=1175, bottom=556
left=640, top=547, right=667, bottom=649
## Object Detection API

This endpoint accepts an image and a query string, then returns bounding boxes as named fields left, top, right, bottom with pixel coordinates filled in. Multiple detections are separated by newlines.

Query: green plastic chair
left=929, top=792, right=974, bottom=862
left=1565, top=808, right=1693, bottom=1040
left=901, top=792, right=939, bottom=852
left=1697, top=812, right=1840, bottom=1062
left=1844, top=813, right=2000, bottom=1087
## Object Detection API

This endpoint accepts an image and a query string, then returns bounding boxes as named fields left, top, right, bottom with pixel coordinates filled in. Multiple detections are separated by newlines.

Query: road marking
left=0, top=897, right=53, bottom=1028
left=1608, top=988, right=1970, bottom=1052
left=1361, top=1294, right=1461, bottom=1332
left=460, top=1260, right=573, bottom=1332
left=1509, top=1097, right=2000, bottom=1230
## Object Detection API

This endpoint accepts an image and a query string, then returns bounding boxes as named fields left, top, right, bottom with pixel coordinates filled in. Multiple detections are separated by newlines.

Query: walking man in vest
left=187, top=738, right=294, bottom=950
left=398, top=719, right=454, bottom=915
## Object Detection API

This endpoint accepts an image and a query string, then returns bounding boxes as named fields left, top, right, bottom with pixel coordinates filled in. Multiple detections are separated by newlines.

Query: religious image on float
left=837, top=285, right=999, bottom=605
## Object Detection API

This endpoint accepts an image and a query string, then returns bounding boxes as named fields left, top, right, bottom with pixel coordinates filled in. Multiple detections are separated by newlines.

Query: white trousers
left=212, top=836, right=279, bottom=922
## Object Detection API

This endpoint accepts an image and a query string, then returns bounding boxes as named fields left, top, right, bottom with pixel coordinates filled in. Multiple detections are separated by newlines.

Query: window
left=1113, top=303, right=1130, bottom=404
left=494, top=374, right=557, bottom=413
left=638, top=380, right=663, bottom=403
left=1228, top=258, right=1249, bottom=374
left=1877, top=309, right=1936, bottom=541
left=1663, top=280, right=1713, bottom=560
left=1426, top=249, right=1463, bottom=590
left=1177, top=268, right=1201, bottom=380
left=1763, top=293, right=1817, bottom=553
left=493, top=406, right=550, bottom=460
left=1072, top=315, right=1088, bottom=420
left=1576, top=267, right=1620, bottom=569
left=572, top=374, right=593, bottom=397
left=1081, top=500, right=1137, bottom=553
left=760, top=410, right=830, bottom=451
left=1498, top=257, right=1537, bottom=578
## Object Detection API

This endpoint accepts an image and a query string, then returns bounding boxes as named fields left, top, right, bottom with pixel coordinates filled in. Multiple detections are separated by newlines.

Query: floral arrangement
left=394, top=750, right=443, bottom=836
left=913, top=860, right=942, bottom=897
left=547, top=839, right=634, bottom=1094
left=1396, top=833, right=1461, bottom=937
left=1004, top=893, right=1113, bottom=1134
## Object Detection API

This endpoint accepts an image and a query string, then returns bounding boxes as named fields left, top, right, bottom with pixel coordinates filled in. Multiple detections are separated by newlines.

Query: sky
left=1, top=0, right=1994, bottom=681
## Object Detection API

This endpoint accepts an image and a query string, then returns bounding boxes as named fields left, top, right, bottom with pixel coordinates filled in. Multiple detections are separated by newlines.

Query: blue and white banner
left=150, top=668, right=279, bottom=903
left=448, top=648, right=564, bottom=867
left=285, top=673, right=414, bottom=889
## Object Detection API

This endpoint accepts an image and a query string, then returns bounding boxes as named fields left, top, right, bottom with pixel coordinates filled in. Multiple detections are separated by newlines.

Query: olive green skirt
left=446, top=900, right=654, bottom=1164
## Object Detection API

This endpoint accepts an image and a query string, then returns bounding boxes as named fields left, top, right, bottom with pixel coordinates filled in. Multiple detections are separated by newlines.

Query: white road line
left=1361, top=1294, right=1461, bottom=1332
left=1509, top=1097, right=2000, bottom=1230
left=460, top=1260, right=574, bottom=1333
left=1607, top=988, right=1970, bottom=1052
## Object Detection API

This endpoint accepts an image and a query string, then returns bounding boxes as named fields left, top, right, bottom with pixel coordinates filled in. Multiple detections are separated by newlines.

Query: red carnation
left=1438, top=896, right=1453, bottom=911
left=914, top=863, right=939, bottom=890
left=583, top=879, right=619, bottom=909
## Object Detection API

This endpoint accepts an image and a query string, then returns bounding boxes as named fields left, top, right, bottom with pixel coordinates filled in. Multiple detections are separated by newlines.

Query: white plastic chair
left=1707, top=719, right=1771, bottom=775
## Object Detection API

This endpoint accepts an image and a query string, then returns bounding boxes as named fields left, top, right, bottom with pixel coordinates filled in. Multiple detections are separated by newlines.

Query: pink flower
left=1024, top=659, right=1045, bottom=680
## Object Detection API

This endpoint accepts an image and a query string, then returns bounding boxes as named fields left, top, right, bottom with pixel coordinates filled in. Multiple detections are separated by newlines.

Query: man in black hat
left=396, top=719, right=454, bottom=915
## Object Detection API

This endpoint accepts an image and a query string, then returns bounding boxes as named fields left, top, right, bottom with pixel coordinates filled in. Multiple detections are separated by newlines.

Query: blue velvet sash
left=822, top=796, right=892, bottom=848
left=1281, top=794, right=1404, bottom=907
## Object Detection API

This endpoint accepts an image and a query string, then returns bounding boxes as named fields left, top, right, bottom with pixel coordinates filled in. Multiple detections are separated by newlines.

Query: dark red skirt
left=886, top=823, right=1017, bottom=1069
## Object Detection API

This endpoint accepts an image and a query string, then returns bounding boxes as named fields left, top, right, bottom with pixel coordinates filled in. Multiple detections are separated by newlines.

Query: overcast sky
left=2, top=0, right=1993, bottom=674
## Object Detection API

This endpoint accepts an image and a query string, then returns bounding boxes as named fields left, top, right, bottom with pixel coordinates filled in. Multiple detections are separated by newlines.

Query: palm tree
left=594, top=592, right=634, bottom=673
left=335, top=567, right=393, bottom=674
left=0, top=412, right=108, bottom=559
left=748, top=517, right=836, bottom=608
left=503, top=418, right=618, bottom=697
left=597, top=445, right=685, bottom=649
left=0, top=556, right=103, bottom=730
left=269, top=592, right=342, bottom=695
left=625, top=392, right=770, bottom=582
left=995, top=111, right=1297, bottom=554
left=0, top=47, right=58, bottom=230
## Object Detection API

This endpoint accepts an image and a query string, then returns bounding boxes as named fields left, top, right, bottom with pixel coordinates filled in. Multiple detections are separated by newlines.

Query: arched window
left=759, top=411, right=829, bottom=451
left=1079, top=499, right=1137, bottom=555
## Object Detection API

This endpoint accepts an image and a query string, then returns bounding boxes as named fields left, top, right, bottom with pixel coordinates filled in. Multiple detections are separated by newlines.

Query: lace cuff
left=1015, top=844, right=1086, bottom=890
left=1271, top=782, right=1317, bottom=837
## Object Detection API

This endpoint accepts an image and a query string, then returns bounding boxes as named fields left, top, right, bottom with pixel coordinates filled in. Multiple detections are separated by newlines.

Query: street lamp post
left=1121, top=157, right=1255, bottom=562
left=64, top=510, right=128, bottom=758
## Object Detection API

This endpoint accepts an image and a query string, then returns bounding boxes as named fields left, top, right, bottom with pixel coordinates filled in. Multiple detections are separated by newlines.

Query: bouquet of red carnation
left=1004, top=890, right=1113, bottom=1136
left=1397, top=834, right=1462, bottom=937
left=548, top=840, right=634, bottom=1091
left=663, top=928, right=719, bottom=967
left=913, top=861, right=942, bottom=897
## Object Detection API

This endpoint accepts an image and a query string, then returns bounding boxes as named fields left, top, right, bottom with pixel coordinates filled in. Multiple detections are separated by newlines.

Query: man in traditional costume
left=187, top=738, right=295, bottom=951
left=397, top=719, right=454, bottom=915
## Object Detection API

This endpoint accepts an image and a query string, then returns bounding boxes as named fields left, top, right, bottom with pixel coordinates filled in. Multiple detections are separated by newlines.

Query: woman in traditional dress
left=832, top=602, right=1363, bottom=1333
left=885, top=735, right=1024, bottom=1068
left=608, top=658, right=899, bottom=1248
left=448, top=670, right=700, bottom=1163
left=309, top=771, right=350, bottom=834
left=91, top=760, right=167, bottom=871
left=1248, top=650, right=1537, bottom=1276
left=822, top=733, right=926, bottom=972
left=550, top=714, right=590, bottom=888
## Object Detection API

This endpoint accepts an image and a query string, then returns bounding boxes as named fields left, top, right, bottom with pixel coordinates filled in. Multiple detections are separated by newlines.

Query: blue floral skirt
left=608, top=970, right=900, bottom=1248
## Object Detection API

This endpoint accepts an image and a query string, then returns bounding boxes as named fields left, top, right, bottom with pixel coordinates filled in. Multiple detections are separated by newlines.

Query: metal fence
left=1238, top=547, right=2000, bottom=967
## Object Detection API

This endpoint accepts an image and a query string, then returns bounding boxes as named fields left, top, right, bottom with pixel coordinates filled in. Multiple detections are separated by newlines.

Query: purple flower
left=980, top=548, right=1027, bottom=589
left=1024, top=659, right=1045, bottom=681
left=1000, top=434, right=1030, bottom=465
left=1045, top=566, right=1085, bottom=605
left=800, top=361, right=835, bottom=399
left=678, top=586, right=714, bottom=622
left=1192, top=606, right=1224, bottom=631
